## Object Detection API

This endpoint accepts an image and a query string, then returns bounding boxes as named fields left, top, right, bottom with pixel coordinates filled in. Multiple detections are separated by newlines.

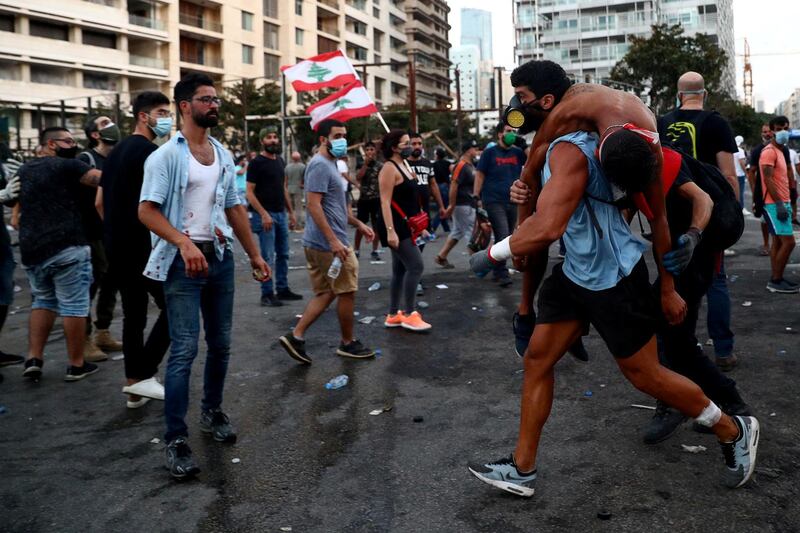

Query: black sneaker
left=261, top=293, right=284, bottom=307
left=370, top=251, right=380, bottom=261
left=23, top=358, right=43, bottom=379
left=276, top=289, right=303, bottom=301
left=279, top=332, right=312, bottom=364
left=567, top=339, right=590, bottom=362
left=642, top=401, right=687, bottom=444
left=497, top=277, right=513, bottom=288
left=336, top=339, right=375, bottom=359
left=64, top=362, right=99, bottom=382
left=165, top=436, right=201, bottom=480
left=200, top=409, right=237, bottom=443
left=512, top=312, right=535, bottom=358
left=0, top=350, right=24, bottom=367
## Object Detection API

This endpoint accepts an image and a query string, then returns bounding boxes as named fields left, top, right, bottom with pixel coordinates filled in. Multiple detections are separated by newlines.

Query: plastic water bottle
left=327, top=256, right=342, bottom=279
left=415, top=236, right=426, bottom=246
left=324, top=374, right=349, bottom=390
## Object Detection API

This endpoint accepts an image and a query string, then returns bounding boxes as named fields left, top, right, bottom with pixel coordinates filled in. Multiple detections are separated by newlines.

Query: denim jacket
left=139, top=131, right=241, bottom=281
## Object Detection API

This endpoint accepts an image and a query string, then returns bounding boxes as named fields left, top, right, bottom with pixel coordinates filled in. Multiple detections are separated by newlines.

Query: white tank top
left=183, top=150, right=219, bottom=242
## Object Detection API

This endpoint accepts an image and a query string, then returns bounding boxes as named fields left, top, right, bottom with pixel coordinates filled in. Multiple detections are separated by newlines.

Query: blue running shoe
left=468, top=455, right=537, bottom=497
left=720, top=415, right=759, bottom=488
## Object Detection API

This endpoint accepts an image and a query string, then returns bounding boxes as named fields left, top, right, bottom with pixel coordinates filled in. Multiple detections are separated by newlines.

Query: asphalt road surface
left=1, top=214, right=798, bottom=533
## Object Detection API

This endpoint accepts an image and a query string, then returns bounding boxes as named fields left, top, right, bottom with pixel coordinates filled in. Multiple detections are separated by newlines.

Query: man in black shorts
left=354, top=141, right=381, bottom=260
left=467, top=129, right=759, bottom=498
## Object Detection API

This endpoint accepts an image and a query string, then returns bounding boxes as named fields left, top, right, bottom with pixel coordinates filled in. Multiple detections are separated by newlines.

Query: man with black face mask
left=78, top=115, right=123, bottom=361
left=17, top=127, right=103, bottom=382
left=246, top=126, right=301, bottom=307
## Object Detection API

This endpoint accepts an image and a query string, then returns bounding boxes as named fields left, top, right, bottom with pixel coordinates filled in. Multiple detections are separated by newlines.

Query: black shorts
left=537, top=258, right=658, bottom=358
left=357, top=198, right=380, bottom=226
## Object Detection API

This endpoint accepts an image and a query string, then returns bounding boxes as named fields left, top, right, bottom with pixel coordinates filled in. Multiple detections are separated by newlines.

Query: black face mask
left=55, top=146, right=79, bottom=159
left=264, top=143, right=281, bottom=154
left=400, top=146, right=413, bottom=159
left=410, top=148, right=422, bottom=158
left=503, top=95, right=547, bottom=135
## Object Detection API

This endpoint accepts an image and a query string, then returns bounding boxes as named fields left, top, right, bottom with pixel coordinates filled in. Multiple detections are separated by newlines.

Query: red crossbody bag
left=388, top=160, right=429, bottom=241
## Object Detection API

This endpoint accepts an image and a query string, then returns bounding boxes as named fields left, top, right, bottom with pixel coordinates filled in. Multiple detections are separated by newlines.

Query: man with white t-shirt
left=138, top=73, right=270, bottom=480
left=733, top=135, right=750, bottom=215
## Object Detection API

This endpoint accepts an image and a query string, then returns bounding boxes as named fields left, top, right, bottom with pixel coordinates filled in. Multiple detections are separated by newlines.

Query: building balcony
left=180, top=51, right=223, bottom=69
left=128, top=14, right=167, bottom=31
left=179, top=13, right=223, bottom=33
left=1, top=32, right=129, bottom=71
left=129, top=54, right=166, bottom=70
left=318, top=0, right=340, bottom=11
left=317, top=21, right=340, bottom=37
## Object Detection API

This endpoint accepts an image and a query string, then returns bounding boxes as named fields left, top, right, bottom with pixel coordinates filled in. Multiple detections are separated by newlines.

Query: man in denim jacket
left=139, top=74, right=270, bottom=480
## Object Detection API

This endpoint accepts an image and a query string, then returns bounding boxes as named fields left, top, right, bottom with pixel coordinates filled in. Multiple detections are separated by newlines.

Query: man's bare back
left=522, top=84, right=659, bottom=188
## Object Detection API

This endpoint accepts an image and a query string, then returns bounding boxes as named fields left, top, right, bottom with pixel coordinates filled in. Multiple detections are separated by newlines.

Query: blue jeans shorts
left=23, top=245, right=93, bottom=317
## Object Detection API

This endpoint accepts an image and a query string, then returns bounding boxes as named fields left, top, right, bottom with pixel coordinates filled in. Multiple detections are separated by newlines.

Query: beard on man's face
left=193, top=108, right=219, bottom=128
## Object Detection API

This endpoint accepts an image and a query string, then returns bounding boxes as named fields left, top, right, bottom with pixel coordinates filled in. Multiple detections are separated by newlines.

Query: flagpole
left=375, top=112, right=390, bottom=133
left=280, top=72, right=287, bottom=160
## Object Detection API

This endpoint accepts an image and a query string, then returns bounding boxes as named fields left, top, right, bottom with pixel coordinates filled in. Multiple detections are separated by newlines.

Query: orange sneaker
left=401, top=311, right=432, bottom=332
left=384, top=311, right=405, bottom=328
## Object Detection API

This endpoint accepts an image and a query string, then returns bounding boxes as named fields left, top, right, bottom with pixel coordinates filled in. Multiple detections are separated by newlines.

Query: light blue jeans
left=250, top=210, right=290, bottom=295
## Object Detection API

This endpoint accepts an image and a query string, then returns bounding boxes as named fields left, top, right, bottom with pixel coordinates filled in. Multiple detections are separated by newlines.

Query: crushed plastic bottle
left=327, top=257, right=342, bottom=279
left=368, top=282, right=381, bottom=291
left=324, top=375, right=349, bottom=390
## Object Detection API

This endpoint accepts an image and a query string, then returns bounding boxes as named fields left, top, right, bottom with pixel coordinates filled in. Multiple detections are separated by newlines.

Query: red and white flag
left=281, top=51, right=359, bottom=92
left=307, top=82, right=378, bottom=130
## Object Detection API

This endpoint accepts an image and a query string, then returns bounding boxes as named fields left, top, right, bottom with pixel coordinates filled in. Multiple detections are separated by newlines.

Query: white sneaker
left=742, top=208, right=752, bottom=216
left=122, top=377, right=165, bottom=400
left=126, top=396, right=151, bottom=409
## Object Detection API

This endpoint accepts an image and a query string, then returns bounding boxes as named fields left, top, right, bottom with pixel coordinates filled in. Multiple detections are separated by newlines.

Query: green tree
left=706, top=94, right=774, bottom=147
left=216, top=79, right=283, bottom=152
left=610, top=24, right=729, bottom=115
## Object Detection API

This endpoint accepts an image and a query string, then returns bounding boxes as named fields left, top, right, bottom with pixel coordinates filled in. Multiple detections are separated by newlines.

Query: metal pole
left=455, top=68, right=462, bottom=149
left=496, top=67, right=504, bottom=120
left=36, top=104, right=42, bottom=132
left=115, top=93, right=121, bottom=125
left=408, top=53, right=417, bottom=132
left=280, top=73, right=287, bottom=161
left=242, top=81, right=249, bottom=154
left=60, top=100, right=66, bottom=128
left=15, top=104, right=21, bottom=150
left=87, top=96, right=93, bottom=117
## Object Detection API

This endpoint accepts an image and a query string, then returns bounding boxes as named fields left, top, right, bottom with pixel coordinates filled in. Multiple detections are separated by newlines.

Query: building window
left=295, top=28, right=304, bottom=45
left=264, top=54, right=280, bottom=79
left=83, top=72, right=117, bottom=90
left=373, top=29, right=382, bottom=51
left=374, top=77, right=384, bottom=100
left=263, top=22, right=279, bottom=49
left=347, top=44, right=367, bottom=61
left=263, top=0, right=278, bottom=19
left=31, top=65, right=69, bottom=85
left=0, top=13, right=14, bottom=32
left=242, top=44, right=254, bottom=64
left=242, top=11, right=253, bottom=30
left=373, top=6, right=380, bottom=18
left=295, top=0, right=302, bottom=15
left=348, top=0, right=367, bottom=10
left=29, top=19, right=69, bottom=40
left=83, top=29, right=116, bottom=49
left=0, top=60, right=20, bottom=80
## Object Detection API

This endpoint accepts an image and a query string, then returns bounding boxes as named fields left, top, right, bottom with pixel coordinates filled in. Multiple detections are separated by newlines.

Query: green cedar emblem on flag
left=307, top=63, right=332, bottom=83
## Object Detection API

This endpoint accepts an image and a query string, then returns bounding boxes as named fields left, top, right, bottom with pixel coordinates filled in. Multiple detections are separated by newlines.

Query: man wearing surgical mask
left=473, top=123, right=526, bottom=287
left=759, top=116, right=797, bottom=294
left=100, top=91, right=174, bottom=409
left=79, top=115, right=123, bottom=361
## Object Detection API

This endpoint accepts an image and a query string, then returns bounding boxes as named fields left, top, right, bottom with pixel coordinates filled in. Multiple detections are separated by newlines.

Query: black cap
left=461, top=139, right=478, bottom=152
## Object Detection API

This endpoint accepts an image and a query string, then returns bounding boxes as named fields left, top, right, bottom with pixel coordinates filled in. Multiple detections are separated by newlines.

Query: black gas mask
left=502, top=95, right=547, bottom=135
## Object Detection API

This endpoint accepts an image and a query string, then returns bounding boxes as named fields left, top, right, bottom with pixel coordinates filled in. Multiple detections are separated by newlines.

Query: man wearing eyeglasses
left=16, top=127, right=103, bottom=382
left=138, top=74, right=270, bottom=480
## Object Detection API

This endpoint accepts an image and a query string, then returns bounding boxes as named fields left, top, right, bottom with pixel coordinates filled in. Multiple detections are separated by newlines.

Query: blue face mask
left=150, top=117, right=173, bottom=138
left=775, top=130, right=790, bottom=145
left=329, top=138, right=347, bottom=158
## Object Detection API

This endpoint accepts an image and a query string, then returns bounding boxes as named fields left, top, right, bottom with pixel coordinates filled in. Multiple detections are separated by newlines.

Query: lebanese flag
left=281, top=51, right=359, bottom=92
left=307, top=82, right=378, bottom=130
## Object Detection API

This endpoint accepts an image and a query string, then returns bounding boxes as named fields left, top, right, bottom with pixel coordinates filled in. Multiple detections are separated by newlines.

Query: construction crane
left=743, top=38, right=753, bottom=107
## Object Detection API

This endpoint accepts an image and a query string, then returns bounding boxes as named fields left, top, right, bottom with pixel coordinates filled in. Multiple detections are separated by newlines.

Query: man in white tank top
left=139, top=74, right=270, bottom=480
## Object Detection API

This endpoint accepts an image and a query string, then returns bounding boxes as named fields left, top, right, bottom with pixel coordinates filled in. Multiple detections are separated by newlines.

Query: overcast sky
left=447, top=0, right=800, bottom=111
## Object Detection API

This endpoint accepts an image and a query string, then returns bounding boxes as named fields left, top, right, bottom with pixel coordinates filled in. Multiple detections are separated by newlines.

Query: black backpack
left=674, top=149, right=744, bottom=251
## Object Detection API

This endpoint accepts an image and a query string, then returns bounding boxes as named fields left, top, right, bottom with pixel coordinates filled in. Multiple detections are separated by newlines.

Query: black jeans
left=88, top=239, right=118, bottom=332
left=115, top=264, right=170, bottom=381
left=657, top=248, right=740, bottom=406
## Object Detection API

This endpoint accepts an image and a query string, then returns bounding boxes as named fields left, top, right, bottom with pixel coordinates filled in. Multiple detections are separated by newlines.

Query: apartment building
left=513, top=0, right=735, bottom=96
left=776, top=89, right=800, bottom=129
left=0, top=0, right=418, bottom=149
left=404, top=0, right=451, bottom=108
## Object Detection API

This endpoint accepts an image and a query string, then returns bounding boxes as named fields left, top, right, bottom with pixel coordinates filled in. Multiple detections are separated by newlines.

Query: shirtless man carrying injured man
left=466, top=60, right=759, bottom=498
